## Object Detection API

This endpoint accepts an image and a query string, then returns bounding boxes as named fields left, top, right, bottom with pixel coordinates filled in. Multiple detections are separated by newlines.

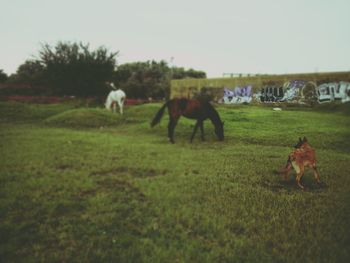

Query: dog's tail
left=278, top=155, right=292, bottom=174
left=285, top=155, right=292, bottom=168
left=151, top=101, right=169, bottom=127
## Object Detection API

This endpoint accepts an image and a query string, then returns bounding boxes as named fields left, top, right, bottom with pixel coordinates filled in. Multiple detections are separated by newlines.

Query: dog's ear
left=303, top=137, right=308, bottom=142
left=299, top=137, right=302, bottom=142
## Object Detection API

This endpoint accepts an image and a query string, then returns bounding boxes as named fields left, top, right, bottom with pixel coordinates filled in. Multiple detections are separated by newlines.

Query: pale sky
left=1, top=0, right=349, bottom=78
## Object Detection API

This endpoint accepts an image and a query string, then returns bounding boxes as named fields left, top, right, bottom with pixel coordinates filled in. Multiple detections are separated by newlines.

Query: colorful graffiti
left=258, top=84, right=284, bottom=102
left=221, top=80, right=350, bottom=105
left=280, top=80, right=306, bottom=102
left=222, top=86, right=252, bottom=104
left=280, top=80, right=350, bottom=103
left=317, top=81, right=350, bottom=103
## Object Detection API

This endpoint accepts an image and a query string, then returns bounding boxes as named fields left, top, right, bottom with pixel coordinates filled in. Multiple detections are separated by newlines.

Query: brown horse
left=151, top=98, right=224, bottom=143
left=280, top=137, right=321, bottom=189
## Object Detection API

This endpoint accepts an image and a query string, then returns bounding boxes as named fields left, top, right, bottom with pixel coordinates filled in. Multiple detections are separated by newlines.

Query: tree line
left=0, top=41, right=206, bottom=99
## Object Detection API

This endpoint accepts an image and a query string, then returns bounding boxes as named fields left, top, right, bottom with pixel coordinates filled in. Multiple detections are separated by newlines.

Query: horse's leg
left=113, top=102, right=116, bottom=113
left=168, top=117, right=178, bottom=144
left=190, top=121, right=200, bottom=143
left=199, top=121, right=205, bottom=141
left=118, top=100, right=124, bottom=115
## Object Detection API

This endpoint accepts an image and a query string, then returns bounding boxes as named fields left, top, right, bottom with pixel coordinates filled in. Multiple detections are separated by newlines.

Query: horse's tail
left=151, top=101, right=169, bottom=127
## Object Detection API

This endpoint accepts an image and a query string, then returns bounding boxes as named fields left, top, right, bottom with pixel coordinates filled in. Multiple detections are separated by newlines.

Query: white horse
left=105, top=85, right=126, bottom=114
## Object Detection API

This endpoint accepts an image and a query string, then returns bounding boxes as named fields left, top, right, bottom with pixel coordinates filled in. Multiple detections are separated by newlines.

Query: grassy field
left=0, top=101, right=350, bottom=263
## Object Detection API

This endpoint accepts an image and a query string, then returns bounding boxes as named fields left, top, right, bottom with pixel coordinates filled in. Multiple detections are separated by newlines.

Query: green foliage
left=114, top=61, right=207, bottom=99
left=0, top=101, right=75, bottom=122
left=5, top=41, right=208, bottom=98
left=114, top=60, right=170, bottom=99
left=0, top=69, right=8, bottom=83
left=172, top=66, right=206, bottom=79
left=7, top=60, right=46, bottom=86
left=1, top=102, right=349, bottom=262
left=38, top=41, right=118, bottom=96
left=44, top=108, right=130, bottom=127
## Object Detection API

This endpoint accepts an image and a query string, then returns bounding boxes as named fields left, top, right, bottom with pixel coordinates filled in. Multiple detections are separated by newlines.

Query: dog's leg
left=296, top=172, right=304, bottom=189
left=292, top=161, right=305, bottom=189
left=312, top=164, right=321, bottom=183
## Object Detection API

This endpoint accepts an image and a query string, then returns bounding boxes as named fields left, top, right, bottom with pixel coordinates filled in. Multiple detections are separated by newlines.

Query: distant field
left=0, top=101, right=349, bottom=262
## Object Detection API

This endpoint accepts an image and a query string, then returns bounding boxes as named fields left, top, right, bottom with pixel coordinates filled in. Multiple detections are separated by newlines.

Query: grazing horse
left=280, top=137, right=321, bottom=189
left=105, top=89, right=126, bottom=115
left=151, top=98, right=224, bottom=143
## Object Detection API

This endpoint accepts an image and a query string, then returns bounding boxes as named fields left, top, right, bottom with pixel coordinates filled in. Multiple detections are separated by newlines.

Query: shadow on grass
left=263, top=171, right=328, bottom=192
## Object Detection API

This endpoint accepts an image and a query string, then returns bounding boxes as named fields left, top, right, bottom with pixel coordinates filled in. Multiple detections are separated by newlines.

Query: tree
left=172, top=67, right=206, bottom=79
left=113, top=61, right=206, bottom=99
left=7, top=60, right=45, bottom=86
left=114, top=60, right=170, bottom=99
left=0, top=69, right=8, bottom=83
left=38, top=41, right=118, bottom=96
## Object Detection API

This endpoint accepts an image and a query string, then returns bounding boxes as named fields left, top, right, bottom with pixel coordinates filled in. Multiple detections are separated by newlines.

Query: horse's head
left=106, top=82, right=116, bottom=90
left=215, top=121, right=224, bottom=141
left=294, top=137, right=308, bottom=148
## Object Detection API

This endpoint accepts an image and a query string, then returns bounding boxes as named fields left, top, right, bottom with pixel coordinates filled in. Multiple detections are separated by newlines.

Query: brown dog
left=280, top=137, right=321, bottom=189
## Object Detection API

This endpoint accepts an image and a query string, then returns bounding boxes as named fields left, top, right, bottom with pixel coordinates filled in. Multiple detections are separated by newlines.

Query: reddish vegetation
left=0, top=95, right=149, bottom=105
left=0, top=95, right=70, bottom=104
left=124, top=98, right=148, bottom=105
left=0, top=84, right=151, bottom=105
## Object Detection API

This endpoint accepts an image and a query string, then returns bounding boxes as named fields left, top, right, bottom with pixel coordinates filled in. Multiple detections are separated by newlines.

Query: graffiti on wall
left=317, top=81, right=350, bottom=103
left=221, top=81, right=350, bottom=104
left=277, top=80, right=350, bottom=103
left=280, top=80, right=306, bottom=102
left=258, top=83, right=284, bottom=102
left=222, top=86, right=252, bottom=104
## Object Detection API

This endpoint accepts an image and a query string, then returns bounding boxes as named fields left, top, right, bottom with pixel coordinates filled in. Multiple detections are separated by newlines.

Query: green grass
left=0, top=101, right=350, bottom=262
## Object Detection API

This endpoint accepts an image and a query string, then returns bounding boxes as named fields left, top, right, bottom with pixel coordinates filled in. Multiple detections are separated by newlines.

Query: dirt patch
left=89, top=166, right=167, bottom=178
left=229, top=222, right=246, bottom=235
left=77, top=189, right=97, bottom=197
left=96, top=177, right=146, bottom=202
left=129, top=168, right=156, bottom=178
left=56, top=164, right=73, bottom=170
left=89, top=167, right=127, bottom=176
left=75, top=178, right=147, bottom=202
left=131, top=167, right=168, bottom=178
left=96, top=177, right=133, bottom=190
left=52, top=202, right=86, bottom=217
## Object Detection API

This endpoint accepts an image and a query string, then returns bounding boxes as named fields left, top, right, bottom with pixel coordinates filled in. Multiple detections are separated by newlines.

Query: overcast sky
left=1, top=0, right=349, bottom=77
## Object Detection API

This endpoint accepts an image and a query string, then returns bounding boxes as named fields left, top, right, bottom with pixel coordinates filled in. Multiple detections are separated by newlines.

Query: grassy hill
left=0, top=101, right=349, bottom=262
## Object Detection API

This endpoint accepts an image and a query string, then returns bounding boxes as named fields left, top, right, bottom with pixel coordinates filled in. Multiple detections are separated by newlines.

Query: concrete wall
left=170, top=71, right=350, bottom=101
